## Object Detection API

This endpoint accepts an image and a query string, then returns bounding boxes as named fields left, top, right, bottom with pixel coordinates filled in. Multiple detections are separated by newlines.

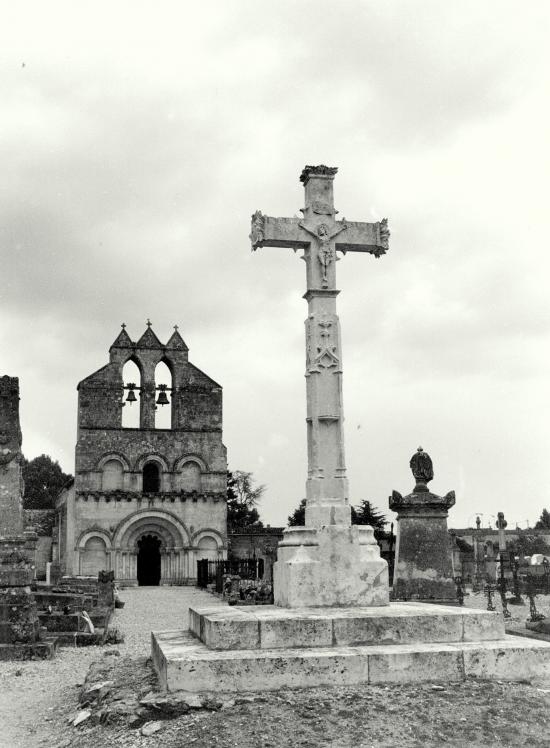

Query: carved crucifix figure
left=251, top=165, right=389, bottom=529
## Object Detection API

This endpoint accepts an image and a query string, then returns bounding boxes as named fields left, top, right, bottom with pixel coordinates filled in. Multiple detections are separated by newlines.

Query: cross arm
left=250, top=211, right=308, bottom=251
left=335, top=218, right=390, bottom=258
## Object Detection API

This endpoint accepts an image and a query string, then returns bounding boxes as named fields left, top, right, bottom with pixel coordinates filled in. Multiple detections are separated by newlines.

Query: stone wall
left=228, top=527, right=284, bottom=582
left=0, top=376, right=24, bottom=536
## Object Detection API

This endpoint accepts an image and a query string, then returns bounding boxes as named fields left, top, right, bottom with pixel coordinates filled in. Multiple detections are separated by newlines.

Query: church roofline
left=77, top=363, right=111, bottom=389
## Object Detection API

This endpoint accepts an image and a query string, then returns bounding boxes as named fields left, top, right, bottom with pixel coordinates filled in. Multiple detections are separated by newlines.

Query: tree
left=288, top=498, right=306, bottom=527
left=511, top=530, right=550, bottom=558
left=22, top=454, right=72, bottom=510
left=535, top=509, right=550, bottom=530
left=226, top=470, right=265, bottom=530
left=351, top=500, right=387, bottom=532
left=287, top=498, right=388, bottom=538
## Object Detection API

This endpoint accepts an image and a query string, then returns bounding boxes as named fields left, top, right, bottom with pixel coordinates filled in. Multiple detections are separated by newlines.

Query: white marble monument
left=250, top=165, right=389, bottom=607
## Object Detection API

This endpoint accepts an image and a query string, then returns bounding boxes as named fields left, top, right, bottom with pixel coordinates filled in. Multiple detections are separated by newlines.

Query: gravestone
left=390, top=447, right=456, bottom=601
left=0, top=376, right=54, bottom=659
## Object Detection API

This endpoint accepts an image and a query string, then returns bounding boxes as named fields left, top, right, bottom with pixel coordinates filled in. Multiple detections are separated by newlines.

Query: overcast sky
left=2, top=1, right=550, bottom=531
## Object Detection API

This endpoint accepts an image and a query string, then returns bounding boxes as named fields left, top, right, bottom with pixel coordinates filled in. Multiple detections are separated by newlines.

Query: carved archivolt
left=96, top=452, right=131, bottom=471
left=173, top=454, right=208, bottom=473
left=75, top=528, right=113, bottom=550
left=134, top=452, right=170, bottom=471
left=112, top=508, right=191, bottom=548
left=191, top=527, right=225, bottom=548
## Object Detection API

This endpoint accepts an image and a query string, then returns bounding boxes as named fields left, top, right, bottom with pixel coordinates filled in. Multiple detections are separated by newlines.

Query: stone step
left=152, top=630, right=550, bottom=692
left=189, top=602, right=504, bottom=651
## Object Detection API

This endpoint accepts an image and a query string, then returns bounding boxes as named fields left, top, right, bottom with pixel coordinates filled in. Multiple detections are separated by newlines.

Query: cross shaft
left=251, top=165, right=389, bottom=528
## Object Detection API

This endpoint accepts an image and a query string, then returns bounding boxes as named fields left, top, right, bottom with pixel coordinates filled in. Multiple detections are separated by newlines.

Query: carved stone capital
left=299, top=165, right=338, bottom=184
left=249, top=210, right=265, bottom=250
left=389, top=489, right=456, bottom=516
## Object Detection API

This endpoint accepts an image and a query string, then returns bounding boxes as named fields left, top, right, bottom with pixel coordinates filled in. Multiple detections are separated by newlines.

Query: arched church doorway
left=137, top=534, right=161, bottom=586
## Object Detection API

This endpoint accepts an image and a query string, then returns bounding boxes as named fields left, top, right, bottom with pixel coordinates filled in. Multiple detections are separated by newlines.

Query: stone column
left=390, top=448, right=456, bottom=601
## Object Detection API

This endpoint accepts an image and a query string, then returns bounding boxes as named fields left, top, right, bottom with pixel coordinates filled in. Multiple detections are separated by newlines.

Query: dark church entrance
left=137, top=534, right=161, bottom=586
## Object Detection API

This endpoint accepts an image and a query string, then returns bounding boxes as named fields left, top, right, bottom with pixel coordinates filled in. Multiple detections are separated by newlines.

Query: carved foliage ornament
left=299, top=165, right=338, bottom=184
left=249, top=210, right=265, bottom=251
left=377, top=218, right=390, bottom=252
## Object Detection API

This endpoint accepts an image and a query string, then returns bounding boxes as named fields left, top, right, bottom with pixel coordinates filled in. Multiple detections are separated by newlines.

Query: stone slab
left=151, top=630, right=550, bottom=692
left=0, top=640, right=56, bottom=661
left=189, top=602, right=505, bottom=651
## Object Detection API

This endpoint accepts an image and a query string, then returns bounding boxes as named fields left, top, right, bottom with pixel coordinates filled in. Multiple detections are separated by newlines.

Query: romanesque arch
left=76, top=530, right=112, bottom=576
left=111, top=509, right=194, bottom=584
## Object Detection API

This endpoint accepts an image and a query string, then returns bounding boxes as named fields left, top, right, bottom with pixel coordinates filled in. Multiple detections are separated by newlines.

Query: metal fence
left=197, top=558, right=265, bottom=593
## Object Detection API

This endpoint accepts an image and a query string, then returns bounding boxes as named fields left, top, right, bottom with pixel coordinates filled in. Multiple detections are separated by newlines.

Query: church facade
left=56, top=324, right=227, bottom=585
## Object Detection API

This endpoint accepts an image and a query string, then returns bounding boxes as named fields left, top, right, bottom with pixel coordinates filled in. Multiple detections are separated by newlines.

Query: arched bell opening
left=154, top=360, right=173, bottom=430
left=137, top=534, right=162, bottom=586
left=122, top=359, right=142, bottom=428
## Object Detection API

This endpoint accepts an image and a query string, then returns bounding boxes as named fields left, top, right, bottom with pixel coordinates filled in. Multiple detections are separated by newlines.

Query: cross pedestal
left=151, top=167, right=550, bottom=693
left=250, top=165, right=390, bottom=607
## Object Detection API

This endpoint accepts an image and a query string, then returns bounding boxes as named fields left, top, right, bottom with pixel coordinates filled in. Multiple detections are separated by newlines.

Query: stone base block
left=0, top=640, right=56, bottom=661
left=188, top=602, right=505, bottom=651
left=392, top=576, right=456, bottom=602
left=0, top=568, right=35, bottom=586
left=152, top=631, right=550, bottom=693
left=273, top=525, right=389, bottom=607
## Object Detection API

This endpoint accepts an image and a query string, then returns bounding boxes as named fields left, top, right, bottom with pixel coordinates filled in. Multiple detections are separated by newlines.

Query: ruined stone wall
left=0, top=376, right=24, bottom=536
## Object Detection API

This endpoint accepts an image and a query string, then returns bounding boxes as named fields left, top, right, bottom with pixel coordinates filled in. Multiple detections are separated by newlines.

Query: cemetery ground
left=2, top=590, right=550, bottom=747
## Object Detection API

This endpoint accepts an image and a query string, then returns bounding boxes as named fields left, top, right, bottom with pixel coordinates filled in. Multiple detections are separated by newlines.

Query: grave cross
left=497, top=511, right=507, bottom=553
left=250, top=165, right=389, bottom=527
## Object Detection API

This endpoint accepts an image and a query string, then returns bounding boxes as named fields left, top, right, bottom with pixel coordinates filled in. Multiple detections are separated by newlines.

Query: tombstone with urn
left=390, top=447, right=456, bottom=601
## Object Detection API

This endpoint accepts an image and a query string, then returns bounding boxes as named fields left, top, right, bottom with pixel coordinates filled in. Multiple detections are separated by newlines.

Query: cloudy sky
left=2, top=1, right=550, bottom=531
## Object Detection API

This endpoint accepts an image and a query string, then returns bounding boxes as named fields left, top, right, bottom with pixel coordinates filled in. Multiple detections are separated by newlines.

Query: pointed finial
left=121, top=322, right=126, bottom=330
left=146, top=319, right=152, bottom=328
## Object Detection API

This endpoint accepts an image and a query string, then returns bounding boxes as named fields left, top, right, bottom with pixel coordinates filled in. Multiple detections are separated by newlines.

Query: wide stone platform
left=188, top=602, right=503, bottom=650
left=152, top=602, right=550, bottom=692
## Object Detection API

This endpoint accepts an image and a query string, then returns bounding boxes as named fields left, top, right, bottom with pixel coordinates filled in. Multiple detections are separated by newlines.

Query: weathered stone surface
left=461, top=637, right=550, bottom=680
left=0, top=376, right=24, bottom=536
left=390, top=448, right=456, bottom=601
left=152, top=628, right=550, bottom=693
left=253, top=166, right=390, bottom=609
left=0, top=640, right=56, bottom=660
left=189, top=602, right=504, bottom=651
left=367, top=643, right=464, bottom=684
left=274, top=524, right=389, bottom=608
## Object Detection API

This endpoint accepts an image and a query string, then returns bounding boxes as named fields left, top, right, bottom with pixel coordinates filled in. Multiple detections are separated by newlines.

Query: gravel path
left=0, top=586, right=218, bottom=748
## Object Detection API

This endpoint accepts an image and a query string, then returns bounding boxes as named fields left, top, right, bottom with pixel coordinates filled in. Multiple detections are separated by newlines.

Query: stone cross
left=251, top=165, right=389, bottom=528
left=497, top=511, right=507, bottom=553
